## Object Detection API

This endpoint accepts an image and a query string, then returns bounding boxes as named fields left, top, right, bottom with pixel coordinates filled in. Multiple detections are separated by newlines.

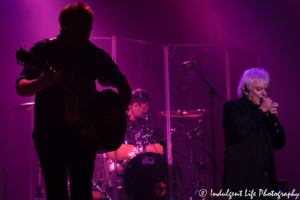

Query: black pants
left=34, top=135, right=96, bottom=200
left=232, top=173, right=277, bottom=200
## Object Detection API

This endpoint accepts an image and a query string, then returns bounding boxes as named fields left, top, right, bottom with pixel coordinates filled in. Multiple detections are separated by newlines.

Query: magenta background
left=0, top=0, right=299, bottom=199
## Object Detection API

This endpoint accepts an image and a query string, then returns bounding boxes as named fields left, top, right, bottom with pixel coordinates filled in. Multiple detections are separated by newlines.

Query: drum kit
left=91, top=108, right=213, bottom=200
left=15, top=101, right=213, bottom=200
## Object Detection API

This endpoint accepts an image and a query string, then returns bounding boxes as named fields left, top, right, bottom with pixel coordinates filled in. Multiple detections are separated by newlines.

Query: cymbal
left=158, top=109, right=210, bottom=118
left=14, top=102, right=35, bottom=111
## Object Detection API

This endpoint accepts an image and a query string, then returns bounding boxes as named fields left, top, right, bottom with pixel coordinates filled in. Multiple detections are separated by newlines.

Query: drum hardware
left=181, top=60, right=222, bottom=200
left=190, top=118, right=205, bottom=200
left=190, top=132, right=206, bottom=200
left=106, top=171, right=128, bottom=200
left=170, top=115, right=212, bottom=200
left=172, top=116, right=223, bottom=200
left=92, top=180, right=110, bottom=199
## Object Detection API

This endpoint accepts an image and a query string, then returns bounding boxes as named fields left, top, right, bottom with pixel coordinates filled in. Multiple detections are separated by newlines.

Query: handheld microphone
left=260, top=97, right=266, bottom=104
left=180, top=60, right=196, bottom=68
left=260, top=97, right=279, bottom=124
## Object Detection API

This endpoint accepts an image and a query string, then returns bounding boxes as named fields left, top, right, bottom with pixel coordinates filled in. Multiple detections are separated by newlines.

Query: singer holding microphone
left=222, top=68, right=285, bottom=200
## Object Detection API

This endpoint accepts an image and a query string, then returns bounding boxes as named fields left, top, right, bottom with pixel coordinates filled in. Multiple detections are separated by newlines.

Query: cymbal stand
left=172, top=118, right=212, bottom=200
left=172, top=122, right=223, bottom=200
left=190, top=118, right=224, bottom=200
left=188, top=118, right=205, bottom=200
left=172, top=148, right=213, bottom=200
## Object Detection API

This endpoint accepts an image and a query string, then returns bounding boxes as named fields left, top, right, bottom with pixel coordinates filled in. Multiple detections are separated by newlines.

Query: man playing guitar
left=16, top=2, right=132, bottom=200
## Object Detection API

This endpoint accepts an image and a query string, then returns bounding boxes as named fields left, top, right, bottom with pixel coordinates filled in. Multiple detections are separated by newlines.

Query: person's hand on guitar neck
left=38, top=66, right=62, bottom=88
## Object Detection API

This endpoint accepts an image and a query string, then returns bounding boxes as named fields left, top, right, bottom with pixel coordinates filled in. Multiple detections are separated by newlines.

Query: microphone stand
left=191, top=61, right=222, bottom=200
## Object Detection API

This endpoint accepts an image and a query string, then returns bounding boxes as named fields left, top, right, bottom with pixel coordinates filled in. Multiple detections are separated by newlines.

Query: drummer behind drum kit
left=92, top=108, right=213, bottom=200
left=15, top=102, right=212, bottom=200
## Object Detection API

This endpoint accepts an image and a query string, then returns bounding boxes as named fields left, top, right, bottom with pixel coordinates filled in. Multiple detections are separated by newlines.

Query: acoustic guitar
left=16, top=48, right=127, bottom=153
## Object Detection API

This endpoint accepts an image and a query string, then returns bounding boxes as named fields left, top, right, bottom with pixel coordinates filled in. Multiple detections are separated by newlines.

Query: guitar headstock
left=16, top=48, right=48, bottom=71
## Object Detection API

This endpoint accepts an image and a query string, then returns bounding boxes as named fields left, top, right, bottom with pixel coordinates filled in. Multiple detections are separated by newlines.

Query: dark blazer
left=222, top=97, right=285, bottom=192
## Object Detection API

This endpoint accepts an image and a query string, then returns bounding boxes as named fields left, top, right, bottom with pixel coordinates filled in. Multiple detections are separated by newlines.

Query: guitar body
left=65, top=81, right=127, bottom=153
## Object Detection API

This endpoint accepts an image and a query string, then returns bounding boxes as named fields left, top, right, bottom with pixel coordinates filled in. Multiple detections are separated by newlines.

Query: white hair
left=237, top=68, right=270, bottom=98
